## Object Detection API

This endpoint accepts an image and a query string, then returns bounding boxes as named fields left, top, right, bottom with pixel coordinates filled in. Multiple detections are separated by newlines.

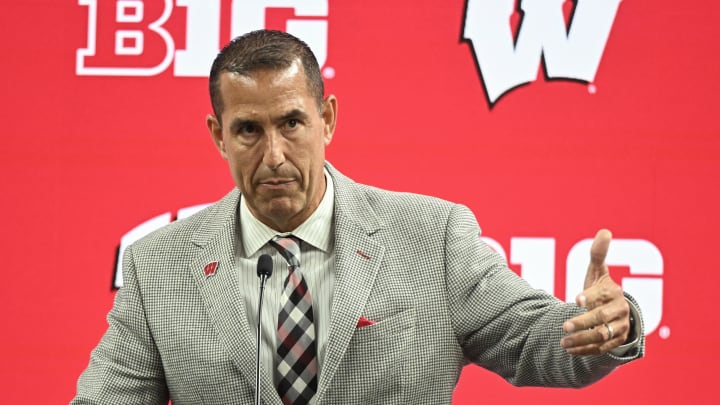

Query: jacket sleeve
left=72, top=245, right=169, bottom=404
left=444, top=204, right=644, bottom=387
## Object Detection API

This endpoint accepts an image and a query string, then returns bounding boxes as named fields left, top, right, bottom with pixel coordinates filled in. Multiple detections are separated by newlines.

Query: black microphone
left=255, top=254, right=273, bottom=405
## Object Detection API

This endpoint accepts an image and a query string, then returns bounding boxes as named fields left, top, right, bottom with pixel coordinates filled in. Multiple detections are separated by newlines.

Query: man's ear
left=206, top=114, right=227, bottom=160
left=321, top=95, right=338, bottom=146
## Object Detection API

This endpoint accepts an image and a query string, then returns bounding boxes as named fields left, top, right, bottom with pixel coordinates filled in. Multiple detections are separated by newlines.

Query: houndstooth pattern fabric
left=270, top=236, right=318, bottom=405
left=72, top=162, right=644, bottom=405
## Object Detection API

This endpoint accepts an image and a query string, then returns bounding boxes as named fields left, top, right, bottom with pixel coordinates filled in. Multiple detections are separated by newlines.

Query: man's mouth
left=258, top=178, right=296, bottom=189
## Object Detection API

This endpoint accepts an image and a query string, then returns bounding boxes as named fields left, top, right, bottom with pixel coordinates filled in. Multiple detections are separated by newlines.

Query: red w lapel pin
left=203, top=261, right=219, bottom=277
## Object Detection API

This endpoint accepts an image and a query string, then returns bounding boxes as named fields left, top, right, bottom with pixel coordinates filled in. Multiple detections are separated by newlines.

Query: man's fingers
left=561, top=321, right=629, bottom=355
left=562, top=296, right=629, bottom=333
left=562, top=308, right=608, bottom=334
left=590, top=229, right=612, bottom=268
left=562, top=308, right=615, bottom=334
left=583, top=229, right=612, bottom=290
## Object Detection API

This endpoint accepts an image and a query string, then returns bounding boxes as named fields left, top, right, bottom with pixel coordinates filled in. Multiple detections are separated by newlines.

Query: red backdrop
left=1, top=0, right=718, bottom=403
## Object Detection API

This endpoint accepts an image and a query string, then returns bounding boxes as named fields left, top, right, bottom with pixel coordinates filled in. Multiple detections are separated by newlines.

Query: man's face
left=207, top=60, right=337, bottom=232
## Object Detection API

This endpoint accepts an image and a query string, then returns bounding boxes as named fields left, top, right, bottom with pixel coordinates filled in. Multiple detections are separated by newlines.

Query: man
left=73, top=30, right=644, bottom=404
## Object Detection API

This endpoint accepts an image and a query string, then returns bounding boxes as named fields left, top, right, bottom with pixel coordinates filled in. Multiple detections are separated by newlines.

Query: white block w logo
left=462, top=0, right=622, bottom=105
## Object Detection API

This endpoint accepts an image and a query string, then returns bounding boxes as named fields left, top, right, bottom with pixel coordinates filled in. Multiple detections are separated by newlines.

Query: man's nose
left=262, top=131, right=286, bottom=170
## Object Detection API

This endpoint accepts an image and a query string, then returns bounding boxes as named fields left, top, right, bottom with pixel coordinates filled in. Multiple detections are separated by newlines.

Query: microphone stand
left=255, top=254, right=273, bottom=405
left=256, top=272, right=270, bottom=405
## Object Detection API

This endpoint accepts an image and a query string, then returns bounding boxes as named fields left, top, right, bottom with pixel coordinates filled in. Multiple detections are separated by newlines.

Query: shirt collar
left=240, top=168, right=334, bottom=256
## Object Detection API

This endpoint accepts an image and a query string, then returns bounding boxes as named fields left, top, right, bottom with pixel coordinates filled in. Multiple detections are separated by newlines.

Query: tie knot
left=271, top=235, right=301, bottom=268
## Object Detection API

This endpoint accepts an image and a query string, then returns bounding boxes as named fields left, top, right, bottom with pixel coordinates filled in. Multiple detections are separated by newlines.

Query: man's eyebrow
left=228, top=117, right=258, bottom=132
left=275, top=109, right=309, bottom=124
left=226, top=109, right=309, bottom=131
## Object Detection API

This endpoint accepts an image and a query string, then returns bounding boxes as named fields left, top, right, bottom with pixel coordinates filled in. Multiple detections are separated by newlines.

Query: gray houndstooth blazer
left=73, top=162, right=644, bottom=404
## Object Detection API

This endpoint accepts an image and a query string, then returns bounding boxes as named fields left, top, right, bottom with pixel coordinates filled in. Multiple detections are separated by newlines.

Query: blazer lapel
left=315, top=164, right=386, bottom=403
left=188, top=190, right=283, bottom=405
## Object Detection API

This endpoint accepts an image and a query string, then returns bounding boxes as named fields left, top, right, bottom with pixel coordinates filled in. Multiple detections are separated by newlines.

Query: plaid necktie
left=270, top=236, right=318, bottom=405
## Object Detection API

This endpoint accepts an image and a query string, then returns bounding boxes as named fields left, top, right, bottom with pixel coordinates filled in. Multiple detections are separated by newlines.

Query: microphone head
left=257, top=254, right=273, bottom=278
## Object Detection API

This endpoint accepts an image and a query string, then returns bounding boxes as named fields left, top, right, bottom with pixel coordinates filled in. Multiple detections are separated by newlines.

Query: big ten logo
left=462, top=0, right=622, bottom=105
left=77, top=0, right=329, bottom=77
left=482, top=236, right=663, bottom=336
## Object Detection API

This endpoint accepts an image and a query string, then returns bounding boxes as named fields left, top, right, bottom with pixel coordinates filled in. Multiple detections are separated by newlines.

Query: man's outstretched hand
left=561, top=229, right=631, bottom=355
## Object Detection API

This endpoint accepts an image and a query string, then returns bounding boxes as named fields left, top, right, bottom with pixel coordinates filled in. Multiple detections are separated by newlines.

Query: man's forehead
left=221, top=68, right=312, bottom=103
left=220, top=82, right=315, bottom=120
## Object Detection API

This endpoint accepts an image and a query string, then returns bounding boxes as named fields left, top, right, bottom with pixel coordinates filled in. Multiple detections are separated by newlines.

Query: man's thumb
left=586, top=229, right=612, bottom=284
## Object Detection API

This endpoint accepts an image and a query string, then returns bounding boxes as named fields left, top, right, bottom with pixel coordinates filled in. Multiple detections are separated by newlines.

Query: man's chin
left=255, top=199, right=306, bottom=230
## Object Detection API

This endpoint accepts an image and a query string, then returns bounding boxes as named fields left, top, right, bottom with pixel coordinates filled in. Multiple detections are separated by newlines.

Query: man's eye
left=241, top=124, right=257, bottom=134
left=287, top=119, right=298, bottom=129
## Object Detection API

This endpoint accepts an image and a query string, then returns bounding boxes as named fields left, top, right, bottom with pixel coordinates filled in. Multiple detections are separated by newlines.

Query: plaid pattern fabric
left=271, top=236, right=318, bottom=405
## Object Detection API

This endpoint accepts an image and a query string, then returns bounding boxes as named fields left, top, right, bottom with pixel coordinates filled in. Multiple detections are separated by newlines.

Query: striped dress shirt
left=237, top=171, right=335, bottom=386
